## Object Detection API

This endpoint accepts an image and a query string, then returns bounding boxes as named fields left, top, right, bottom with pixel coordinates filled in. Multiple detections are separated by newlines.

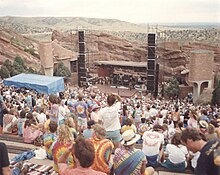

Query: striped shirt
left=113, top=147, right=146, bottom=175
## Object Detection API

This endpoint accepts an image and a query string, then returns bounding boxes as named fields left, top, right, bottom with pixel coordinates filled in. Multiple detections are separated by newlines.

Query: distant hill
left=0, top=16, right=219, bottom=44
left=0, top=16, right=148, bottom=34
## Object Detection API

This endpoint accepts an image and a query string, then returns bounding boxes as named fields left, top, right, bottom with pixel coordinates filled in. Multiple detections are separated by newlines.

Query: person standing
left=0, top=142, right=10, bottom=175
left=73, top=94, right=88, bottom=133
left=98, top=93, right=122, bottom=149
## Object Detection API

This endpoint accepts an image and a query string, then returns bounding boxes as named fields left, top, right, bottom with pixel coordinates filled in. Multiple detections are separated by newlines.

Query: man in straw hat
left=113, top=130, right=154, bottom=175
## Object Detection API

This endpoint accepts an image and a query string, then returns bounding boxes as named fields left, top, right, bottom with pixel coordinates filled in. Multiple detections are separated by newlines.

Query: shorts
left=106, top=130, right=121, bottom=143
left=146, top=154, right=159, bottom=168
left=78, top=117, right=87, bottom=128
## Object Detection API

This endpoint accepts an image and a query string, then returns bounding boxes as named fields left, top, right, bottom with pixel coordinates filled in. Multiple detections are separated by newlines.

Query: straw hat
left=121, top=130, right=140, bottom=146
left=199, top=120, right=208, bottom=129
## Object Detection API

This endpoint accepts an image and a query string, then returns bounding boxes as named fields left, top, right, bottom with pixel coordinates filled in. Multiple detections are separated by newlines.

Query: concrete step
left=0, top=134, right=24, bottom=143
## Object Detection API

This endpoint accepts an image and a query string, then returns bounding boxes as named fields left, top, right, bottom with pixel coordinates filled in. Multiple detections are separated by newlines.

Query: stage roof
left=94, top=61, right=147, bottom=68
left=3, top=73, right=65, bottom=94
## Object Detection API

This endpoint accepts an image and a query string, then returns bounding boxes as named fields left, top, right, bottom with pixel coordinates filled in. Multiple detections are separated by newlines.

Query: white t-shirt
left=166, top=144, right=188, bottom=164
left=37, top=113, right=47, bottom=125
left=142, top=130, right=164, bottom=156
left=91, top=111, right=99, bottom=123
left=149, top=108, right=158, bottom=117
left=160, top=109, right=168, bottom=118
left=144, top=111, right=150, bottom=119
left=158, top=118, right=164, bottom=126
left=190, top=151, right=200, bottom=169
left=98, top=102, right=121, bottom=131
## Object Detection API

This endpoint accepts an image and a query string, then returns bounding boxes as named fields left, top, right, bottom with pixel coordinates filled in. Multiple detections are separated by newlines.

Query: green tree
left=164, top=77, right=180, bottom=98
left=3, top=59, right=13, bottom=75
left=14, top=56, right=25, bottom=69
left=0, top=65, right=10, bottom=78
left=53, top=62, right=71, bottom=77
left=212, top=81, right=220, bottom=107
left=12, top=61, right=25, bottom=76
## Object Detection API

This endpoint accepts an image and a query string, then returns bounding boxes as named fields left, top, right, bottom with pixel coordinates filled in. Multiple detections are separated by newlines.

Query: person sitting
left=142, top=124, right=165, bottom=168
left=23, top=113, right=42, bottom=144
left=3, top=108, right=18, bottom=134
left=113, top=130, right=154, bottom=175
left=52, top=124, right=75, bottom=172
left=161, top=132, right=188, bottom=172
left=121, top=118, right=137, bottom=134
left=181, top=128, right=220, bottom=175
left=42, top=120, right=58, bottom=160
left=58, top=136, right=106, bottom=175
left=37, top=107, right=47, bottom=126
left=138, top=118, right=150, bottom=136
left=90, top=124, right=114, bottom=174
left=65, top=117, right=77, bottom=138
left=205, top=124, right=218, bottom=141
left=83, top=120, right=95, bottom=139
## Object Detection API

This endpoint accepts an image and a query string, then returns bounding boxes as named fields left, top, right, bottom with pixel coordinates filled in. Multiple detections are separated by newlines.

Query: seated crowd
left=0, top=84, right=220, bottom=175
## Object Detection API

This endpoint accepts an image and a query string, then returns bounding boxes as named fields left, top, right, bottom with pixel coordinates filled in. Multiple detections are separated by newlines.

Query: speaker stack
left=147, top=33, right=159, bottom=96
left=78, top=30, right=87, bottom=87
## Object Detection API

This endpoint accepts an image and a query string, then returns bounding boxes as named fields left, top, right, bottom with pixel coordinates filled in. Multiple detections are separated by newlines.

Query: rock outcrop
left=0, top=29, right=40, bottom=68
left=0, top=29, right=220, bottom=79
left=51, top=30, right=220, bottom=77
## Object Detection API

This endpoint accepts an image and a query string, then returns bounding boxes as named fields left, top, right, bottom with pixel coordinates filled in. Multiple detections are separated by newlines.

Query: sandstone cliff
left=0, top=29, right=220, bottom=79
left=51, top=30, right=220, bottom=77
left=0, top=29, right=40, bottom=68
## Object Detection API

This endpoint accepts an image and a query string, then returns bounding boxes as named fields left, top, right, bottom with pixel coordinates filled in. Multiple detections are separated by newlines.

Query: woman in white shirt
left=161, top=132, right=188, bottom=172
left=187, top=110, right=198, bottom=128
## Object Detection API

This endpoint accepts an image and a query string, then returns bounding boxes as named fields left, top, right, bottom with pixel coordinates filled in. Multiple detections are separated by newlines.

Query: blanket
left=10, top=161, right=58, bottom=175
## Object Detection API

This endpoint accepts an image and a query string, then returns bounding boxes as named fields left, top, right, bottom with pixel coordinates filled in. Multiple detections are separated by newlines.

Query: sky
left=0, top=0, right=219, bottom=23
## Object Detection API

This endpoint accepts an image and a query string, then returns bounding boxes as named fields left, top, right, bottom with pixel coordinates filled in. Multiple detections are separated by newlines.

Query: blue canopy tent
left=3, top=73, right=65, bottom=94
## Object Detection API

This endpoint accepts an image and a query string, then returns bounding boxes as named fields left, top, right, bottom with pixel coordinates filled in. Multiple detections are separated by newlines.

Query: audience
left=0, top=83, right=220, bottom=175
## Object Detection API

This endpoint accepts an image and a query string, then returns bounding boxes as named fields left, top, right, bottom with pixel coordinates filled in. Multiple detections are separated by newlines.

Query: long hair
left=57, top=124, right=73, bottom=143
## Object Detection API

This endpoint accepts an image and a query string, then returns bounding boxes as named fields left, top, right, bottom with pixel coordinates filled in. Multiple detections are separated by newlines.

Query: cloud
left=0, top=0, right=219, bottom=23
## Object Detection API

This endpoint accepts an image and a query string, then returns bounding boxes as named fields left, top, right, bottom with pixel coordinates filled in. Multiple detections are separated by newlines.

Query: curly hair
left=74, top=136, right=95, bottom=168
